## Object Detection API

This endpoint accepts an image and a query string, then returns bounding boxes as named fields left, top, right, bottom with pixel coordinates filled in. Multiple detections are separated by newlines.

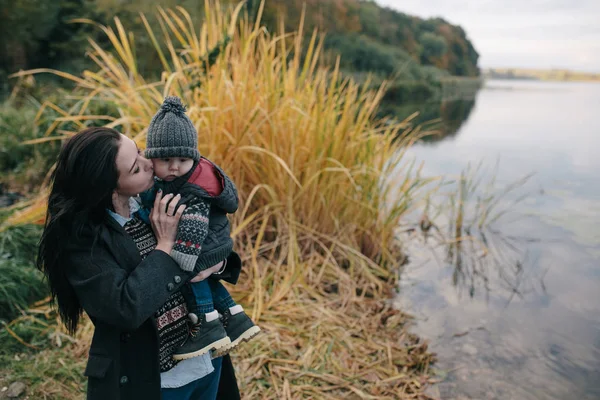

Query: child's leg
left=207, top=279, right=236, bottom=314
left=208, top=278, right=261, bottom=356
left=190, top=279, right=215, bottom=315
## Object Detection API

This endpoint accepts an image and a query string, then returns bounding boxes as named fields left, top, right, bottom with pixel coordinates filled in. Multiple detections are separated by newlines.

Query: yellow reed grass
left=4, top=1, right=435, bottom=398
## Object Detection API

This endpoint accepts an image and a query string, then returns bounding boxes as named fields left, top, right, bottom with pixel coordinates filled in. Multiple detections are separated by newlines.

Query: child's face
left=152, top=157, right=194, bottom=181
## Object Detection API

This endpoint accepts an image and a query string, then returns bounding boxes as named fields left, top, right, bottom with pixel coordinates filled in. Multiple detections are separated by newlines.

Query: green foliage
left=421, top=65, right=451, bottom=81
left=325, top=33, right=414, bottom=76
left=259, top=0, right=479, bottom=111
left=0, top=223, right=42, bottom=262
left=356, top=1, right=381, bottom=38
left=0, top=258, right=46, bottom=322
left=0, top=0, right=103, bottom=83
left=0, top=100, right=61, bottom=190
left=419, top=32, right=448, bottom=62
left=0, top=225, right=46, bottom=322
left=0, top=104, right=39, bottom=171
left=323, top=0, right=479, bottom=77
left=0, top=1, right=61, bottom=49
left=1, top=0, right=479, bottom=98
left=40, top=0, right=106, bottom=72
left=0, top=0, right=59, bottom=96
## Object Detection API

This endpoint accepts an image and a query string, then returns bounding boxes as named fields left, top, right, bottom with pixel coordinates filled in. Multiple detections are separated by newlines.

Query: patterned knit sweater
left=122, top=217, right=188, bottom=372
left=168, top=197, right=211, bottom=272
left=153, top=157, right=238, bottom=272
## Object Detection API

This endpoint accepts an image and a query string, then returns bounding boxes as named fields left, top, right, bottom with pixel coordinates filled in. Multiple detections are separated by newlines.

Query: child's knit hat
left=145, top=96, right=201, bottom=161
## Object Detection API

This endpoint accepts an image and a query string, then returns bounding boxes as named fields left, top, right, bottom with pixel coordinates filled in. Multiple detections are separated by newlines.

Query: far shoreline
left=482, top=67, right=600, bottom=83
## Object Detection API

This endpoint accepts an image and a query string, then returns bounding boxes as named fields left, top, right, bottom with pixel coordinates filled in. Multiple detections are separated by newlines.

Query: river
left=396, top=79, right=600, bottom=399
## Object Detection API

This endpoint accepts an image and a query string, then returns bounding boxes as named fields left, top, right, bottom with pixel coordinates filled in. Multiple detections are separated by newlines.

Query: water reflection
left=408, top=164, right=543, bottom=302
left=422, top=225, right=549, bottom=303
left=383, top=98, right=478, bottom=142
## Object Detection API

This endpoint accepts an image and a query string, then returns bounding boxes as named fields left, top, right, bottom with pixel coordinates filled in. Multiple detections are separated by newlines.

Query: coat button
left=174, top=275, right=181, bottom=283
left=167, top=282, right=175, bottom=291
left=120, top=375, right=129, bottom=385
left=120, top=332, right=131, bottom=342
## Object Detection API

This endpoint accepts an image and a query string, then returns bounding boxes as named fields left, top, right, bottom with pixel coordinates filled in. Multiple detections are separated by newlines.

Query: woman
left=36, top=127, right=240, bottom=400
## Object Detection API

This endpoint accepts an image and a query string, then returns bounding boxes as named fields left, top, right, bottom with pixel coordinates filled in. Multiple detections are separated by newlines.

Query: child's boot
left=173, top=311, right=230, bottom=360
left=213, top=305, right=260, bottom=356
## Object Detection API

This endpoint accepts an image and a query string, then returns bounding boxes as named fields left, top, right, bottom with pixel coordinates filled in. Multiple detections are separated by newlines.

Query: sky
left=376, top=0, right=600, bottom=72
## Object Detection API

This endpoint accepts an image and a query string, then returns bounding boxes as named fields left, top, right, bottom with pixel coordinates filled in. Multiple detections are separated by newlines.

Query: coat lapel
left=103, top=216, right=142, bottom=273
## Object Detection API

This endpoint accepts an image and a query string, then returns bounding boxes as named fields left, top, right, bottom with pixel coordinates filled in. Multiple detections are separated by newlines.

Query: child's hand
left=190, top=262, right=224, bottom=282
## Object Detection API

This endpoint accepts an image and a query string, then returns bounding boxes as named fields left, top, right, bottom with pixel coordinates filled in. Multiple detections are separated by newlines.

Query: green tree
left=358, top=1, right=381, bottom=38
left=419, top=32, right=448, bottom=63
left=0, top=0, right=61, bottom=72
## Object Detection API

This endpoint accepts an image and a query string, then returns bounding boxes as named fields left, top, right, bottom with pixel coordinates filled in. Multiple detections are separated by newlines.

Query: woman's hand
left=150, top=191, right=185, bottom=254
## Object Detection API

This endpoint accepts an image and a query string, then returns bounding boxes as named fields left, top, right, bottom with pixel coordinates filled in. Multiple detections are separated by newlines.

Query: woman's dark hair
left=37, top=127, right=122, bottom=334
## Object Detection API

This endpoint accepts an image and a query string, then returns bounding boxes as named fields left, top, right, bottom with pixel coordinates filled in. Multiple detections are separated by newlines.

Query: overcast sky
left=376, top=0, right=600, bottom=72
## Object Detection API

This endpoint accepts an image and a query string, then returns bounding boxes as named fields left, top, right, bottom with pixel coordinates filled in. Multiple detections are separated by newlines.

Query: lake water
left=395, top=80, right=600, bottom=400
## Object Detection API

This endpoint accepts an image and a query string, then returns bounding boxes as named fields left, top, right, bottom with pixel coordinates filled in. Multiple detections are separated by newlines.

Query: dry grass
left=2, top=248, right=435, bottom=400
left=226, top=242, right=435, bottom=399
left=2, top=1, right=436, bottom=398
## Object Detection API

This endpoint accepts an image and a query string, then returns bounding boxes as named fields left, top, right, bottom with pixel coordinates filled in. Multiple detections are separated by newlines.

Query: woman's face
left=115, top=135, right=154, bottom=197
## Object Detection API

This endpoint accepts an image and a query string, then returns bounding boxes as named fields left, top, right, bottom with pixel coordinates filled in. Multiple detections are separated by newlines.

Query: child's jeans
left=190, top=278, right=237, bottom=314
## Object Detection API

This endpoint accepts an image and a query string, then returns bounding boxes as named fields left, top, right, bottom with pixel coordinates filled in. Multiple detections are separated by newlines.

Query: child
left=141, top=96, right=260, bottom=360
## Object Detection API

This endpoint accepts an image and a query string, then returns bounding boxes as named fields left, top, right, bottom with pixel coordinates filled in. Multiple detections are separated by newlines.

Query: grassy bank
left=1, top=1, right=436, bottom=398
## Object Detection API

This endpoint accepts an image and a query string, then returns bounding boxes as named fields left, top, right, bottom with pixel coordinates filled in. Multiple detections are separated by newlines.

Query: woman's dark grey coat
left=64, top=217, right=240, bottom=400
